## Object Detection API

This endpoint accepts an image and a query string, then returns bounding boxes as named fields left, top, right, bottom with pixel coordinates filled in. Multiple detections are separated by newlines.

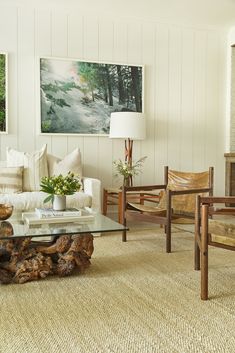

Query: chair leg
left=194, top=212, right=201, bottom=270
left=166, top=223, right=171, bottom=253
left=118, top=191, right=122, bottom=224
left=166, top=192, right=171, bottom=253
left=121, top=188, right=127, bottom=242
left=194, top=195, right=201, bottom=270
left=122, top=229, right=127, bottom=242
left=194, top=240, right=200, bottom=271
left=103, top=189, right=108, bottom=215
left=201, top=205, right=209, bottom=300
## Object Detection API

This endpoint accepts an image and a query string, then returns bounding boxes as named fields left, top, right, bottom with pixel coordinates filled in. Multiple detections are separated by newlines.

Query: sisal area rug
left=0, top=227, right=235, bottom=353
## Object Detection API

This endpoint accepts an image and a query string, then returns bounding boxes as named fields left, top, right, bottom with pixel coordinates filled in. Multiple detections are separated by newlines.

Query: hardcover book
left=22, top=210, right=94, bottom=225
left=35, top=207, right=82, bottom=219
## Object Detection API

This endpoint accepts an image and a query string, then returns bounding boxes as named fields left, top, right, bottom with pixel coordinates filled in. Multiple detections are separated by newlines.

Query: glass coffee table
left=0, top=211, right=128, bottom=285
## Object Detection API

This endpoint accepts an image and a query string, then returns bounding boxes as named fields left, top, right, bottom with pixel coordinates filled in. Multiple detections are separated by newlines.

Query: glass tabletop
left=0, top=212, right=128, bottom=240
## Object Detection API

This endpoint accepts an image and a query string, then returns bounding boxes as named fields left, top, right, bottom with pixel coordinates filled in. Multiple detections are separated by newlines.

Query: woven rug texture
left=0, top=227, right=235, bottom=353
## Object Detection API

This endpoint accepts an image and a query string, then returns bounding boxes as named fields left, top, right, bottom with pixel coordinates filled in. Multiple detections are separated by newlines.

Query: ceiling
left=2, top=0, right=235, bottom=29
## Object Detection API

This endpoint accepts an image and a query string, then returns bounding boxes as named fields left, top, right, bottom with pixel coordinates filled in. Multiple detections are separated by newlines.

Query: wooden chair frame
left=195, top=196, right=235, bottom=300
left=102, top=187, right=160, bottom=223
left=122, top=166, right=214, bottom=253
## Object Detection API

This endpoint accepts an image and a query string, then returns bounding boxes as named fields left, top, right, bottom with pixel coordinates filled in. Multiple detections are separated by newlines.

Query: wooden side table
left=103, top=187, right=160, bottom=224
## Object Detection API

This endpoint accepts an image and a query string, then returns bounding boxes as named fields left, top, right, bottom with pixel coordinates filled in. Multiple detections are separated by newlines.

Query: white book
left=35, top=207, right=82, bottom=219
left=22, top=211, right=94, bottom=226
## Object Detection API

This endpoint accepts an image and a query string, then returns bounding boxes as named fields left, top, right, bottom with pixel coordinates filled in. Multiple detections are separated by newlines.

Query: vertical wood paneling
left=180, top=29, right=194, bottom=171
left=127, top=22, right=143, bottom=185
left=51, top=11, right=68, bottom=57
left=17, top=8, right=35, bottom=152
left=193, top=31, right=207, bottom=171
left=67, top=14, right=84, bottom=165
left=0, top=7, right=18, bottom=158
left=141, top=23, right=155, bottom=184
left=83, top=137, right=99, bottom=178
left=127, top=22, right=142, bottom=65
left=112, top=21, right=128, bottom=187
left=35, top=9, right=52, bottom=152
left=155, top=24, right=169, bottom=182
left=67, top=14, right=83, bottom=59
left=205, top=32, right=219, bottom=170
left=216, top=33, right=226, bottom=195
left=168, top=26, right=182, bottom=170
left=206, top=32, right=223, bottom=193
left=51, top=136, right=68, bottom=157
left=35, top=10, right=51, bottom=56
left=83, top=16, right=99, bottom=61
left=0, top=3, right=227, bottom=196
left=98, top=19, right=113, bottom=188
left=51, top=11, right=68, bottom=156
left=82, top=16, right=99, bottom=178
left=113, top=21, right=128, bottom=64
left=98, top=136, right=113, bottom=187
left=99, top=19, right=113, bottom=63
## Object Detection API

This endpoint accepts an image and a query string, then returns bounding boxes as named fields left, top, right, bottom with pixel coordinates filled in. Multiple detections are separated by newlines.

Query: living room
left=0, top=0, right=235, bottom=352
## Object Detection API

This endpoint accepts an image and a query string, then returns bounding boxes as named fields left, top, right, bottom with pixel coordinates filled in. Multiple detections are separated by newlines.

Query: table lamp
left=109, top=112, right=146, bottom=185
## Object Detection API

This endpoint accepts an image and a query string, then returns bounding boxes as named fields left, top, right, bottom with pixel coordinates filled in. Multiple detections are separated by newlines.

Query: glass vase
left=123, top=177, right=131, bottom=187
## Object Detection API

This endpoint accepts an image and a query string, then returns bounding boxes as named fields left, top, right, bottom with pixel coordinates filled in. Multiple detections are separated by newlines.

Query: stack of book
left=35, top=207, right=82, bottom=219
left=22, top=208, right=94, bottom=225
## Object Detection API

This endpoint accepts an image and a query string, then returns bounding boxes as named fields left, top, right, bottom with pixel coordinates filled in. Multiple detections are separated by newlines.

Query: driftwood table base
left=0, top=233, right=94, bottom=284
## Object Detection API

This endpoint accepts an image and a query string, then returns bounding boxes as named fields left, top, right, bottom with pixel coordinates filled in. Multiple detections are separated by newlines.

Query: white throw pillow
left=47, top=154, right=61, bottom=177
left=0, top=166, right=23, bottom=193
left=6, top=145, right=48, bottom=191
left=47, top=148, right=82, bottom=178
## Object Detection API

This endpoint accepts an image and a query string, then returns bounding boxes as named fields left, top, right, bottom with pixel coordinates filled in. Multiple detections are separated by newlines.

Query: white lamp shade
left=109, top=112, right=146, bottom=140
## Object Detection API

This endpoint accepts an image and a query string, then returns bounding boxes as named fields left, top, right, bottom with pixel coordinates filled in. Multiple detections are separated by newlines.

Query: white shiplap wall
left=0, top=5, right=227, bottom=194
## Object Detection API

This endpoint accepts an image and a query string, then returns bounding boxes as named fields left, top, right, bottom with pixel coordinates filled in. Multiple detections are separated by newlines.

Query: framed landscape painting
left=39, top=57, right=143, bottom=135
left=0, top=53, right=8, bottom=134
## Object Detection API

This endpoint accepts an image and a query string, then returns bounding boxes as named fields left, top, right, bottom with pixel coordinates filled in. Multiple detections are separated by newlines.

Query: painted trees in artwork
left=40, top=58, right=143, bottom=134
left=77, top=62, right=142, bottom=111
left=0, top=54, right=6, bottom=132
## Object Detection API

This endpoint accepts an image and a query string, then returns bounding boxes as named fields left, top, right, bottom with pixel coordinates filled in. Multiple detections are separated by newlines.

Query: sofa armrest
left=83, top=177, right=101, bottom=213
left=0, top=161, right=6, bottom=167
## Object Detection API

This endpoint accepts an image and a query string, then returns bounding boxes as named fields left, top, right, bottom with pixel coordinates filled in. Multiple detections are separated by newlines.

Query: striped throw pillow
left=0, top=166, right=23, bottom=193
left=6, top=145, right=48, bottom=191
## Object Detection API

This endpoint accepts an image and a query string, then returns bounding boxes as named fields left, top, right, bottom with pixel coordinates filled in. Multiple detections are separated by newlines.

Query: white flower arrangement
left=113, top=156, right=147, bottom=179
left=40, top=171, right=81, bottom=203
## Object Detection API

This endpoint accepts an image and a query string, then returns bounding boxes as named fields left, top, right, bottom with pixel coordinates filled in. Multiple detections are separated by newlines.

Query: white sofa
left=0, top=147, right=101, bottom=214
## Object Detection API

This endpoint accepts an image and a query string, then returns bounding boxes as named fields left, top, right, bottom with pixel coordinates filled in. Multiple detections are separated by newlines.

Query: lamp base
left=125, top=138, right=133, bottom=186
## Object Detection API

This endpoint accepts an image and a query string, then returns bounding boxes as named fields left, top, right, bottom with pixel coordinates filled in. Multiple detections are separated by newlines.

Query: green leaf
left=43, top=194, right=54, bottom=204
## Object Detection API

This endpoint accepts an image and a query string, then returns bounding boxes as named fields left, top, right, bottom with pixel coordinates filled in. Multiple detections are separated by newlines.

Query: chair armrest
left=198, top=196, right=235, bottom=216
left=200, top=196, right=235, bottom=204
left=83, top=177, right=101, bottom=213
left=123, top=184, right=167, bottom=192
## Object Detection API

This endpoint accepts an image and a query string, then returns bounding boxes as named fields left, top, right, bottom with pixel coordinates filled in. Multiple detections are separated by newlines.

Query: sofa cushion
left=47, top=148, right=82, bottom=178
left=6, top=145, right=48, bottom=192
left=0, top=166, right=23, bottom=194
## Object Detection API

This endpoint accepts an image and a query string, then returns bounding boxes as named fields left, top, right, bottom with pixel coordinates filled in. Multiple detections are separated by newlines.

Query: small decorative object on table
left=113, top=156, right=147, bottom=187
left=0, top=204, right=13, bottom=220
left=40, top=172, right=81, bottom=211
left=0, top=221, right=14, bottom=236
